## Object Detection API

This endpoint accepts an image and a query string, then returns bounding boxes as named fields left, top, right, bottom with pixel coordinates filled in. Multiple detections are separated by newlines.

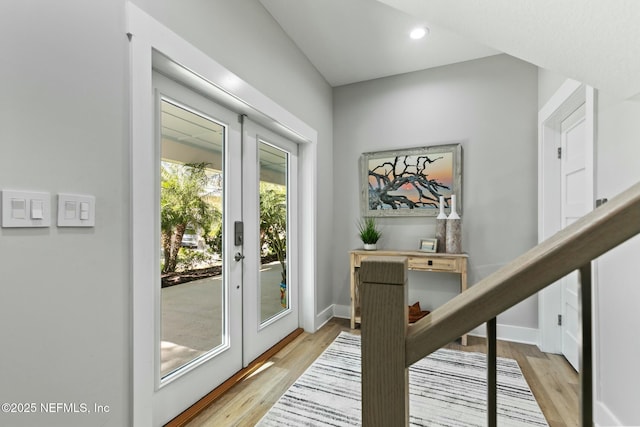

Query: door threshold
left=165, top=327, right=304, bottom=427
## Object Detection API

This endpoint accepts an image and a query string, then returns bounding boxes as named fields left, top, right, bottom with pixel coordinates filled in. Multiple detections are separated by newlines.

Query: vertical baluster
left=579, top=263, right=593, bottom=427
left=487, top=317, right=497, bottom=427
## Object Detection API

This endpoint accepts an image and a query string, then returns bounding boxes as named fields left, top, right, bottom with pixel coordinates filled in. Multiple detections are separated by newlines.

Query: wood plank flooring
left=186, top=318, right=578, bottom=427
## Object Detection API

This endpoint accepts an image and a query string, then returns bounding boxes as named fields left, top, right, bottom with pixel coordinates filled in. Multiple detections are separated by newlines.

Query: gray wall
left=538, top=68, right=640, bottom=425
left=537, top=67, right=568, bottom=110
left=0, top=1, right=332, bottom=426
left=593, top=92, right=640, bottom=425
left=333, top=55, right=540, bottom=331
left=0, top=1, right=130, bottom=426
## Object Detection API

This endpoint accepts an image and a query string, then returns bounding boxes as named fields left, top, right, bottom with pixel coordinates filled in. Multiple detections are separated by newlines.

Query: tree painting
left=363, top=144, right=461, bottom=216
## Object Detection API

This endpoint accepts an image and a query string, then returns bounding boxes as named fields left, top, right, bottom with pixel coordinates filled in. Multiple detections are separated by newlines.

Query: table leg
left=461, top=260, right=468, bottom=345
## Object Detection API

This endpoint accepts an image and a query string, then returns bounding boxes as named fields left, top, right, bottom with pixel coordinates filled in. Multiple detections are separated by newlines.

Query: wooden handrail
left=406, top=181, right=640, bottom=365
left=360, top=181, right=640, bottom=427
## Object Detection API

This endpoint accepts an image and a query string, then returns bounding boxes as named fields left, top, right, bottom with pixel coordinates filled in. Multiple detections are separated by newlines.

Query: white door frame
left=537, top=79, right=596, bottom=352
left=128, top=3, right=318, bottom=426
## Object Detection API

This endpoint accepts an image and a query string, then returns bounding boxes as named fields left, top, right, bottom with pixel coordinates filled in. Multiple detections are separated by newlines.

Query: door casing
left=538, top=79, right=595, bottom=354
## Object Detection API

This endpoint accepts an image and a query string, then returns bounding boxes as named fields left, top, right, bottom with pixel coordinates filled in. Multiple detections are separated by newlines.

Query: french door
left=152, top=72, right=298, bottom=424
left=152, top=72, right=243, bottom=424
left=241, top=118, right=299, bottom=365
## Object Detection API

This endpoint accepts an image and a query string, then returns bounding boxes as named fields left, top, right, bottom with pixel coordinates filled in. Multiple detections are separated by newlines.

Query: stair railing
left=360, top=181, right=640, bottom=427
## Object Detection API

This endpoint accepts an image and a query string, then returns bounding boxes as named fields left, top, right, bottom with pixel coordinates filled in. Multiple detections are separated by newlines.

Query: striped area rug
left=257, top=332, right=548, bottom=427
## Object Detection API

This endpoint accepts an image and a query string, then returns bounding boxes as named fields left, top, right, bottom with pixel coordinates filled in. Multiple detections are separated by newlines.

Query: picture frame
left=360, top=143, right=462, bottom=217
left=419, top=238, right=438, bottom=253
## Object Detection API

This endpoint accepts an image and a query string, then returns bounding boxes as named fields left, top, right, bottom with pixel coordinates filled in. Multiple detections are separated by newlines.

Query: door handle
left=234, top=252, right=245, bottom=262
left=234, top=221, right=244, bottom=245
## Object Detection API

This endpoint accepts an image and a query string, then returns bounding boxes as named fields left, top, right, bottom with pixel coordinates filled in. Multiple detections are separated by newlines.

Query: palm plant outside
left=161, top=162, right=218, bottom=273
left=260, top=183, right=287, bottom=284
left=160, top=162, right=287, bottom=282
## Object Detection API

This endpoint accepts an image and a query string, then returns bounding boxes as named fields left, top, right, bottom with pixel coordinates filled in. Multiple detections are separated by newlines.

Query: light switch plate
left=1, top=190, right=51, bottom=228
left=57, top=194, right=96, bottom=227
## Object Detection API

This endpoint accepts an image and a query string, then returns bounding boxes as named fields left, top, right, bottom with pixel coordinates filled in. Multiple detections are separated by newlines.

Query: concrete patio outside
left=160, top=261, right=285, bottom=376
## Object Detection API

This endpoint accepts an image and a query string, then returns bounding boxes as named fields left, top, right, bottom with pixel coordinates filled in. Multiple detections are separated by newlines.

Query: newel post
left=360, top=257, right=409, bottom=427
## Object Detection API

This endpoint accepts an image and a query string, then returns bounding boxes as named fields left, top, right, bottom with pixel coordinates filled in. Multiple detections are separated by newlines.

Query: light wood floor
left=186, top=318, right=578, bottom=427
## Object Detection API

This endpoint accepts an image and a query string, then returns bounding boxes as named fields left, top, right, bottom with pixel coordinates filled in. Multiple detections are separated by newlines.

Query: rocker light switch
left=79, top=202, right=90, bottom=220
left=1, top=190, right=51, bottom=228
left=64, top=201, right=77, bottom=219
left=57, top=193, right=95, bottom=227
left=11, top=199, right=26, bottom=219
left=31, top=199, right=44, bottom=219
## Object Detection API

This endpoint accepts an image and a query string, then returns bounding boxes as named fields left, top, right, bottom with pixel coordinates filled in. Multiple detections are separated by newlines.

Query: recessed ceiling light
left=410, top=27, right=429, bottom=40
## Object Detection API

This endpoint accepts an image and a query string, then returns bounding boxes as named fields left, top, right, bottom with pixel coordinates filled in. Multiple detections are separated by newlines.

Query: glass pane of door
left=159, top=99, right=226, bottom=379
left=241, top=118, right=298, bottom=367
left=259, top=142, right=290, bottom=323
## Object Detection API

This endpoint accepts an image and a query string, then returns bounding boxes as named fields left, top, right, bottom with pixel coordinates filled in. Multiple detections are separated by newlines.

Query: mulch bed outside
left=161, top=265, right=223, bottom=288
left=161, top=253, right=279, bottom=288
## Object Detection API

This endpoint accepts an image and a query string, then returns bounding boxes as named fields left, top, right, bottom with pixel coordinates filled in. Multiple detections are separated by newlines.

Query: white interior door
left=152, top=72, right=243, bottom=425
left=560, top=104, right=590, bottom=371
left=242, top=118, right=299, bottom=366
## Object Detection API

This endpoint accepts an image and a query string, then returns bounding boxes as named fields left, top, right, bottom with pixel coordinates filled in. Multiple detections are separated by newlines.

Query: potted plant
left=358, top=217, right=381, bottom=250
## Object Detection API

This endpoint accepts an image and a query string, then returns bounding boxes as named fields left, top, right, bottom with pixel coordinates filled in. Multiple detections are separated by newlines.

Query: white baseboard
left=595, top=400, right=623, bottom=427
left=467, top=324, right=539, bottom=346
left=333, top=304, right=351, bottom=320
left=332, top=305, right=538, bottom=345
left=314, top=305, right=335, bottom=331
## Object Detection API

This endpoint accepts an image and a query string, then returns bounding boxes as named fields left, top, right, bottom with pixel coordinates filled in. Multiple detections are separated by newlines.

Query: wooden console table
left=349, top=249, right=469, bottom=345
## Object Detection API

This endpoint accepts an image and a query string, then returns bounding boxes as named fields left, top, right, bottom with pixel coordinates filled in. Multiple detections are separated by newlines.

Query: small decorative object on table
left=435, top=195, right=447, bottom=252
left=419, top=238, right=438, bottom=253
left=408, top=301, right=430, bottom=323
left=357, top=217, right=381, bottom=250
left=446, top=194, right=462, bottom=253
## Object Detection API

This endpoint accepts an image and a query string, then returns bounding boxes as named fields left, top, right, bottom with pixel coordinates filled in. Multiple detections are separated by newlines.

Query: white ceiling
left=260, top=0, right=640, bottom=98
left=259, top=0, right=499, bottom=87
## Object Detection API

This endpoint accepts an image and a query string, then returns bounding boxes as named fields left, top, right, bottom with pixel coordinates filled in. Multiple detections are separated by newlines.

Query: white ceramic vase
left=446, top=195, right=462, bottom=254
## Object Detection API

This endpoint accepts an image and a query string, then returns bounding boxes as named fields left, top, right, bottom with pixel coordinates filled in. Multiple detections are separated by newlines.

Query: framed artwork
left=360, top=143, right=462, bottom=217
left=419, top=238, right=438, bottom=253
